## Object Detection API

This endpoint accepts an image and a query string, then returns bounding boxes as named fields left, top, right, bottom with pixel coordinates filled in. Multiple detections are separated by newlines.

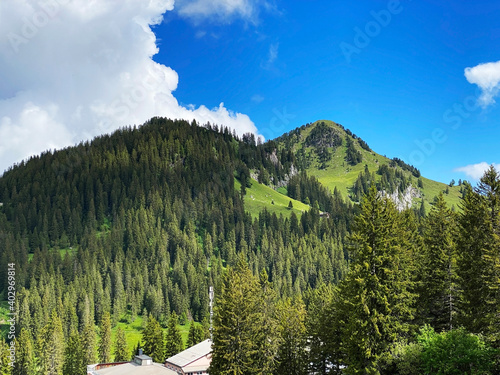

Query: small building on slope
left=164, top=339, right=212, bottom=375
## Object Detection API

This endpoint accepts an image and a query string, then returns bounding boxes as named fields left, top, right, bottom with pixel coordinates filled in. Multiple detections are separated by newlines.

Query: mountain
left=273, top=119, right=464, bottom=212
left=0, top=116, right=494, bottom=373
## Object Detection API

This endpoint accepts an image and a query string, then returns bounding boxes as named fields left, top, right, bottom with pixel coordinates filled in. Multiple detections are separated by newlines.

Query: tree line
left=210, top=167, right=500, bottom=375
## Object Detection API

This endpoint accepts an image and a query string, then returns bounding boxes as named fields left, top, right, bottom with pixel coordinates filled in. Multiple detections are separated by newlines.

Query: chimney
left=139, top=349, right=143, bottom=356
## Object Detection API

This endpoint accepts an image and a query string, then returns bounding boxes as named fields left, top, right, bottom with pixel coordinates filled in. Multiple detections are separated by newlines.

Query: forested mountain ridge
left=274, top=119, right=463, bottom=211
left=1, top=117, right=498, bottom=375
left=0, top=117, right=352, bottom=373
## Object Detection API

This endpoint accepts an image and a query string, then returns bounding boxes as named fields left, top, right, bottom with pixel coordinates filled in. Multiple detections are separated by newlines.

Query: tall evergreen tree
left=98, top=312, right=112, bottom=363
left=337, top=186, right=415, bottom=374
left=39, top=311, right=64, bottom=375
left=418, top=193, right=457, bottom=331
left=457, top=166, right=500, bottom=342
left=63, top=330, right=85, bottom=375
left=82, top=323, right=97, bottom=366
left=13, top=328, right=35, bottom=375
left=164, top=312, right=183, bottom=359
left=142, top=314, right=164, bottom=362
left=210, top=256, right=277, bottom=374
left=0, top=338, right=13, bottom=375
left=274, top=297, right=308, bottom=375
left=113, top=327, right=129, bottom=362
left=186, top=322, right=205, bottom=348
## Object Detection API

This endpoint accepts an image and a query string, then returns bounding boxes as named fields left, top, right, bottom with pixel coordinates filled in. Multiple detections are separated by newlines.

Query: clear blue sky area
left=153, top=1, right=500, bottom=184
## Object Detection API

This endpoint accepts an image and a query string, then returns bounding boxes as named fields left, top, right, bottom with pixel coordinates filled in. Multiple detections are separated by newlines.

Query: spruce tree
left=274, top=297, right=307, bottom=375
left=39, top=310, right=65, bottom=375
left=0, top=338, right=13, bottom=375
left=113, top=327, right=129, bottom=362
left=63, top=330, right=85, bottom=375
left=457, top=166, right=500, bottom=341
left=186, top=322, right=205, bottom=348
left=13, top=328, right=35, bottom=375
left=418, top=193, right=457, bottom=331
left=98, top=312, right=112, bottom=363
left=210, top=255, right=275, bottom=374
left=142, top=314, right=164, bottom=362
left=337, top=186, right=415, bottom=374
left=82, top=323, right=97, bottom=366
left=164, top=312, right=183, bottom=359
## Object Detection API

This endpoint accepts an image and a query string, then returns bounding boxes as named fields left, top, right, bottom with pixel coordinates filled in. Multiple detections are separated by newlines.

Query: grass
left=111, top=314, right=193, bottom=360
left=288, top=120, right=463, bottom=211
left=28, top=246, right=77, bottom=262
left=0, top=301, right=11, bottom=340
left=236, top=178, right=310, bottom=219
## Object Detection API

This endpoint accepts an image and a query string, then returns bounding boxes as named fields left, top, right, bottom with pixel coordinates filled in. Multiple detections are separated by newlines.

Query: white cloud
left=464, top=60, right=500, bottom=107
left=454, top=162, right=500, bottom=180
left=175, top=0, right=269, bottom=24
left=251, top=94, right=264, bottom=103
left=0, top=0, right=261, bottom=174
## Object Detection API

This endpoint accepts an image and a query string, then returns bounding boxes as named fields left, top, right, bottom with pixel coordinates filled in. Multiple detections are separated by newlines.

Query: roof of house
left=93, top=362, right=177, bottom=375
left=165, top=339, right=212, bottom=368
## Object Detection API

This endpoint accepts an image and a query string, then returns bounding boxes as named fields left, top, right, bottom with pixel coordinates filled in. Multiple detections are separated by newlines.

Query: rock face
left=380, top=185, right=421, bottom=211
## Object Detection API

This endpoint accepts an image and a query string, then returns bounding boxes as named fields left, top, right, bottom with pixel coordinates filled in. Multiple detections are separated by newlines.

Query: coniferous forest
left=0, top=117, right=499, bottom=374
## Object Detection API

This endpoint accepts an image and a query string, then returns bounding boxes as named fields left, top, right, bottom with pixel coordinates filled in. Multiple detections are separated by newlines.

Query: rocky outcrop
left=379, top=185, right=421, bottom=211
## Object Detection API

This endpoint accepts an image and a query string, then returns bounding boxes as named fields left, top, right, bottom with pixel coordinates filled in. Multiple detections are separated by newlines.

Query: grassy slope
left=110, top=316, right=191, bottom=359
left=287, top=120, right=462, bottom=210
left=235, top=178, right=310, bottom=219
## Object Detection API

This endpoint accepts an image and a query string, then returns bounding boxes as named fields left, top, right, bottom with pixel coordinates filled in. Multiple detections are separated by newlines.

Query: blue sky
left=1, top=0, right=499, bottom=184
left=153, top=0, right=500, bottom=184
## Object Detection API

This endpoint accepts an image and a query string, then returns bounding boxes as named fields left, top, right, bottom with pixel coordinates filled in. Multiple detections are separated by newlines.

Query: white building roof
left=93, top=362, right=177, bottom=375
left=165, top=339, right=212, bottom=368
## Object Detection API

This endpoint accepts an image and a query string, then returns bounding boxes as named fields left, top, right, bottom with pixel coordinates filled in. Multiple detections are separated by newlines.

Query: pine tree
left=113, top=327, right=129, bottom=362
left=39, top=310, right=65, bottom=375
left=186, top=322, right=205, bottom=348
left=164, top=312, right=183, bottom=359
left=418, top=193, right=457, bottom=331
left=13, top=328, right=35, bottom=375
left=337, top=186, right=415, bottom=374
left=98, top=312, right=112, bottom=363
left=0, top=338, right=13, bottom=375
left=63, top=330, right=85, bottom=375
left=82, top=323, right=97, bottom=366
left=142, top=314, right=164, bottom=362
left=274, top=297, right=307, bottom=375
left=210, top=256, right=273, bottom=374
left=457, top=166, right=500, bottom=341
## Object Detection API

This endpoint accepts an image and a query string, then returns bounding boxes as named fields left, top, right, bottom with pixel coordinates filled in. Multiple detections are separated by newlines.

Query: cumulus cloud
left=454, top=162, right=500, bottom=180
left=0, top=0, right=261, bottom=174
left=464, top=60, right=500, bottom=107
left=175, top=0, right=271, bottom=24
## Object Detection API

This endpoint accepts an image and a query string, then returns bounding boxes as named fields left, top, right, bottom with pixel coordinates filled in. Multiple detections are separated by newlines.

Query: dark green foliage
left=98, top=312, right=112, bottom=363
left=210, top=257, right=279, bottom=374
left=417, top=193, right=457, bottom=331
left=391, top=158, right=420, bottom=178
left=63, top=330, right=85, bottom=375
left=274, top=297, right=308, bottom=375
left=13, top=329, right=35, bottom=375
left=345, top=136, right=362, bottom=166
left=142, top=314, right=165, bottom=362
left=186, top=322, right=205, bottom=348
left=0, top=338, right=13, bottom=375
left=113, top=327, right=129, bottom=362
left=164, top=312, right=183, bottom=359
left=304, top=122, right=342, bottom=149
left=457, top=166, right=500, bottom=342
left=337, top=186, right=416, bottom=374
